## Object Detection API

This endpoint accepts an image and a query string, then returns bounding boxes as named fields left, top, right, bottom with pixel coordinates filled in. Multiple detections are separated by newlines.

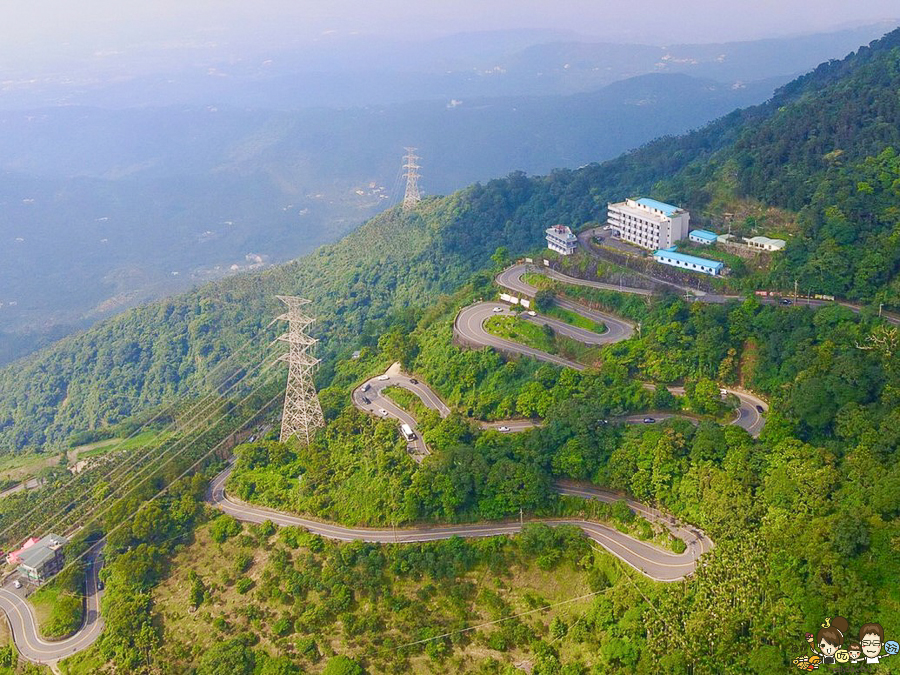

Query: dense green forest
left=2, top=29, right=900, bottom=454
left=52, top=278, right=897, bottom=673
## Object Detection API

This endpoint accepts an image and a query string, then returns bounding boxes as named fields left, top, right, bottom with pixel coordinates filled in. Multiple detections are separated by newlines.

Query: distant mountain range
left=0, top=22, right=893, bottom=109
left=0, top=20, right=895, bottom=364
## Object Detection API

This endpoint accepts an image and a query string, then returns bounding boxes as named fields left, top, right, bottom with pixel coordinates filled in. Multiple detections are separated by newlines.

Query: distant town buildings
left=743, top=235, right=786, bottom=251
left=689, top=229, right=718, bottom=245
left=607, top=198, right=690, bottom=250
left=10, top=534, right=68, bottom=582
left=653, top=247, right=725, bottom=276
left=545, top=225, right=578, bottom=255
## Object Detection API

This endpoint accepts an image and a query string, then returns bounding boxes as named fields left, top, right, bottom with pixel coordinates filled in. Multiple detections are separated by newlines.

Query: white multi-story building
left=545, top=225, right=578, bottom=255
left=606, top=198, right=690, bottom=250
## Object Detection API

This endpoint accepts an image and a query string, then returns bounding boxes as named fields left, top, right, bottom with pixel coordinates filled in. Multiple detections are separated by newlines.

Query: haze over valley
left=0, top=21, right=895, bottom=364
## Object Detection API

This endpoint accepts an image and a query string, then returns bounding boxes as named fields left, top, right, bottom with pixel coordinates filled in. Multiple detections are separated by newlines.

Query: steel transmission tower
left=276, top=296, right=324, bottom=445
left=402, top=147, right=421, bottom=211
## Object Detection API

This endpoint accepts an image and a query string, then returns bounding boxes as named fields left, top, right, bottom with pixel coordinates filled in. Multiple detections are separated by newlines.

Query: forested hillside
left=2, top=28, right=900, bottom=453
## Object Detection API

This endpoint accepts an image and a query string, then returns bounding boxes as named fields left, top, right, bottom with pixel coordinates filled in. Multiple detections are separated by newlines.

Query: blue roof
left=636, top=198, right=680, bottom=216
left=653, top=249, right=724, bottom=270
left=690, top=229, right=718, bottom=241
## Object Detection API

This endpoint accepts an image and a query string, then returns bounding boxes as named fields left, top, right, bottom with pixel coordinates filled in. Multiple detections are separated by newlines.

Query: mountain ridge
left=1, top=27, right=899, bottom=452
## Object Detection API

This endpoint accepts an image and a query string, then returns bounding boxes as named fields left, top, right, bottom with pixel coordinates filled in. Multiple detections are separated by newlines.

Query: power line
left=16, top=353, right=282, bottom=549
left=50, top=387, right=286, bottom=586
left=0, top=328, right=280, bottom=548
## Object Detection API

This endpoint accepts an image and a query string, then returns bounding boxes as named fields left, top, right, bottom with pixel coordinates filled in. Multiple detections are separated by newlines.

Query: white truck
left=400, top=423, right=417, bottom=442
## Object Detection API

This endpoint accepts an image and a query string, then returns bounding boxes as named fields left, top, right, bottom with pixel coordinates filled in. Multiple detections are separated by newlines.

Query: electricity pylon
left=402, top=147, right=421, bottom=211
left=276, top=296, right=324, bottom=445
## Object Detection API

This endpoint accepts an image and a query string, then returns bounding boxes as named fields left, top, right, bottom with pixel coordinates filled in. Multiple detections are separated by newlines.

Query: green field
left=70, top=430, right=169, bottom=461
left=0, top=453, right=62, bottom=485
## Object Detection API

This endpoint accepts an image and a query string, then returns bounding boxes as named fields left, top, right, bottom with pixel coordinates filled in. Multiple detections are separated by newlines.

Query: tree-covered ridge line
left=2, top=28, right=900, bottom=455
left=147, top=285, right=899, bottom=673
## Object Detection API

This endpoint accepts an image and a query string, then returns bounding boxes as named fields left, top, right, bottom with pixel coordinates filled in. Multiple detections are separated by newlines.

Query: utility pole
left=794, top=279, right=798, bottom=303
left=879, top=303, right=884, bottom=317
left=402, top=147, right=421, bottom=211
left=276, top=296, right=324, bottom=445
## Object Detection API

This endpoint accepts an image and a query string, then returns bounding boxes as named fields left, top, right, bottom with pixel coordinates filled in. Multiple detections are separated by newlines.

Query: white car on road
left=377, top=375, right=390, bottom=381
left=379, top=409, right=388, bottom=416
left=498, top=426, right=511, bottom=432
left=492, top=307, right=503, bottom=312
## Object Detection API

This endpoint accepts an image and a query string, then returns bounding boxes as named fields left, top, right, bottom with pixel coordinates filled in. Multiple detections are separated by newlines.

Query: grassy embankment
left=30, top=565, right=85, bottom=639
left=484, top=316, right=602, bottom=365
left=539, top=306, right=606, bottom=335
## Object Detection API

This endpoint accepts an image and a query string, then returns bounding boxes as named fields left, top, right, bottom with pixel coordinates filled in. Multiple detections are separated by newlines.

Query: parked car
left=527, top=311, right=537, bottom=316
left=756, top=405, right=765, bottom=413
left=643, top=417, right=656, bottom=424
left=498, top=426, right=511, bottom=432
left=361, top=383, right=371, bottom=392
left=377, top=375, right=390, bottom=381
left=13, top=580, right=21, bottom=589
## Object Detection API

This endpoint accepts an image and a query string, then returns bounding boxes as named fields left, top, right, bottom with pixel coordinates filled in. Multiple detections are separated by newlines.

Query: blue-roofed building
left=635, top=198, right=679, bottom=217
left=606, top=197, right=690, bottom=250
left=689, top=229, right=718, bottom=245
left=653, top=247, right=725, bottom=276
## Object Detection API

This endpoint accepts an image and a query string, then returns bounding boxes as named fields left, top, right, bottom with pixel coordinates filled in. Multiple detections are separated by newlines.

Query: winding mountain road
left=352, top=364, right=540, bottom=459
left=210, top=463, right=712, bottom=582
left=0, top=544, right=105, bottom=666
left=454, top=297, right=768, bottom=436
left=498, top=263, right=654, bottom=298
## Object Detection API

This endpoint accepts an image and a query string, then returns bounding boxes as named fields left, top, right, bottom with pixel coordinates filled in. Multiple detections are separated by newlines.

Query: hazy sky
left=2, top=0, right=898, bottom=56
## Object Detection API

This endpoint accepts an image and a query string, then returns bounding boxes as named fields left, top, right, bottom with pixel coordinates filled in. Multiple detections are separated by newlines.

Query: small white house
left=743, top=236, right=786, bottom=252
left=545, top=225, right=578, bottom=255
left=688, top=229, right=718, bottom=245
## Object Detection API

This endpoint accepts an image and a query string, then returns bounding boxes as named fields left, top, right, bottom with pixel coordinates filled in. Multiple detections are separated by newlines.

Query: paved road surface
left=0, top=543, right=105, bottom=665
left=498, top=263, right=653, bottom=298
left=352, top=366, right=542, bottom=460
left=210, top=463, right=712, bottom=582
left=352, top=367, right=434, bottom=460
